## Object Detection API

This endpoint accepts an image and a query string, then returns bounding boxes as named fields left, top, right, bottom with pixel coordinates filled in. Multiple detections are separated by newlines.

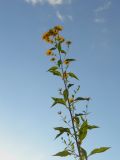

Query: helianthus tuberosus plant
left=42, top=25, right=110, bottom=160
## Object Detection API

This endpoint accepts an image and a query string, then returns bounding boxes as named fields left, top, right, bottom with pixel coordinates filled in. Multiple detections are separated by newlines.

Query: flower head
left=64, top=60, right=70, bottom=65
left=45, top=49, right=53, bottom=56
left=68, top=98, right=74, bottom=103
left=42, top=25, right=63, bottom=44
left=54, top=25, right=63, bottom=31
left=63, top=71, right=68, bottom=79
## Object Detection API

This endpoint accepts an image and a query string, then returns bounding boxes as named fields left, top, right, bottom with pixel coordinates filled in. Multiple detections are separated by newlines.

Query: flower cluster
left=42, top=25, right=64, bottom=44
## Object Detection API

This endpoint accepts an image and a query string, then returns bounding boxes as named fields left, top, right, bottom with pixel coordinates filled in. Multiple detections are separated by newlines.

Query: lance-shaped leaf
left=67, top=83, right=74, bottom=88
left=87, top=125, right=99, bottom=130
left=63, top=89, right=69, bottom=101
left=54, top=127, right=70, bottom=139
left=50, top=47, right=56, bottom=50
left=65, top=58, right=76, bottom=62
left=53, top=150, right=71, bottom=157
left=57, top=42, right=62, bottom=52
left=75, top=113, right=86, bottom=116
left=49, top=70, right=61, bottom=77
left=75, top=97, right=90, bottom=101
left=68, top=72, right=79, bottom=80
left=80, top=115, right=85, bottom=122
left=79, top=121, right=88, bottom=142
left=89, top=147, right=110, bottom=156
left=48, top=66, right=58, bottom=72
left=51, top=97, right=66, bottom=107
left=80, top=147, right=87, bottom=160
left=57, top=59, right=62, bottom=67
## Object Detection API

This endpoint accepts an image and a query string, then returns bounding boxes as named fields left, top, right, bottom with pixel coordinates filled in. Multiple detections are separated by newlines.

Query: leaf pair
left=48, top=66, right=61, bottom=77
left=54, top=127, right=70, bottom=139
left=79, top=121, right=99, bottom=143
left=51, top=97, right=66, bottom=107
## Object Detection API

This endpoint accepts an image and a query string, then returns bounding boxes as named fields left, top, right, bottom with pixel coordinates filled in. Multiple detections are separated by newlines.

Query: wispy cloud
left=25, top=0, right=44, bottom=5
left=25, top=0, right=73, bottom=22
left=94, top=18, right=105, bottom=23
left=56, top=11, right=64, bottom=21
left=94, top=0, right=112, bottom=24
left=48, top=0, right=64, bottom=5
left=25, top=0, right=71, bottom=6
left=95, top=0, right=111, bottom=13
left=56, top=11, right=73, bottom=22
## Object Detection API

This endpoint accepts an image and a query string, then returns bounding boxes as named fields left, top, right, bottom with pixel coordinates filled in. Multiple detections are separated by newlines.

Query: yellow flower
left=63, top=60, right=70, bottom=65
left=50, top=28, right=59, bottom=36
left=42, top=32, right=49, bottom=40
left=45, top=38, right=53, bottom=44
left=42, top=31, right=53, bottom=43
left=54, top=25, right=63, bottom=31
left=68, top=98, right=74, bottom=103
left=63, top=71, right=68, bottom=79
left=50, top=57, right=56, bottom=61
left=46, top=50, right=53, bottom=56
left=42, top=26, right=63, bottom=44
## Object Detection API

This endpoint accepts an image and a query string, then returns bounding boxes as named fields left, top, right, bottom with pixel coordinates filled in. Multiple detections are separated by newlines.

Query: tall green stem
left=58, top=46, right=82, bottom=160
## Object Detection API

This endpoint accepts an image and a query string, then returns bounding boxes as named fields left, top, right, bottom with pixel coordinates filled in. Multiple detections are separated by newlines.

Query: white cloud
left=48, top=0, right=63, bottom=5
left=56, top=11, right=73, bottom=22
left=25, top=0, right=71, bottom=6
left=25, top=0, right=44, bottom=5
left=56, top=11, right=64, bottom=21
left=94, top=0, right=112, bottom=24
left=95, top=0, right=112, bottom=13
left=94, top=17, right=105, bottom=23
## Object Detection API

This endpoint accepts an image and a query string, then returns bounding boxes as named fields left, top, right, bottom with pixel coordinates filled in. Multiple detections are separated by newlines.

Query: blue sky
left=0, top=0, right=120, bottom=160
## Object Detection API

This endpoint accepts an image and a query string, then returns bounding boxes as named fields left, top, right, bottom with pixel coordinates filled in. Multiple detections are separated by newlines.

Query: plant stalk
left=58, top=47, right=82, bottom=160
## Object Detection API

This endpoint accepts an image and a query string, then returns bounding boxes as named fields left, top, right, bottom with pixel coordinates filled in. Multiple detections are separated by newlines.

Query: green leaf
left=50, top=47, right=56, bottom=50
left=63, top=89, right=69, bottom=101
left=68, top=72, right=79, bottom=80
left=71, top=143, right=74, bottom=151
left=48, top=66, right=58, bottom=72
left=80, top=115, right=85, bottom=122
left=58, top=42, right=62, bottom=52
left=81, top=147, right=87, bottom=160
left=57, top=59, right=62, bottom=67
left=54, top=127, right=70, bottom=139
left=87, top=125, right=99, bottom=130
left=65, top=58, right=76, bottom=62
left=54, top=127, right=70, bottom=133
left=51, top=97, right=66, bottom=107
left=89, top=147, right=110, bottom=156
left=75, top=97, right=90, bottom=101
left=49, top=70, right=61, bottom=77
left=67, top=83, right=74, bottom=88
left=75, top=113, right=85, bottom=116
left=79, top=121, right=88, bottom=142
left=53, top=150, right=71, bottom=157
left=55, top=132, right=64, bottom=139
